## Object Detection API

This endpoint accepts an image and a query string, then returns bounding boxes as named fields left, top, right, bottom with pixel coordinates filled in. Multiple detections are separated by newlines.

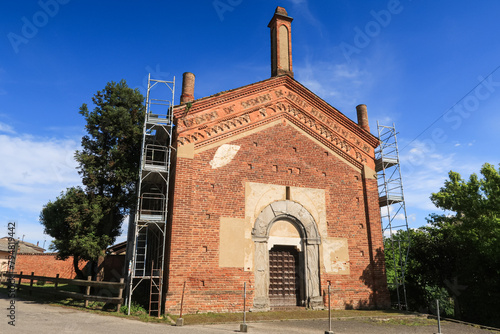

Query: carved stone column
left=306, top=241, right=323, bottom=309
left=252, top=239, right=270, bottom=311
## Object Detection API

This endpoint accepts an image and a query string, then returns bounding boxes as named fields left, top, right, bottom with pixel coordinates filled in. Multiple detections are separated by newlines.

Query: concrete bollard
left=240, top=282, right=248, bottom=332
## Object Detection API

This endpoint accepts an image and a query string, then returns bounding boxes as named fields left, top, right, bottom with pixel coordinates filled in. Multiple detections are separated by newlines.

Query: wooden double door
left=269, top=245, right=303, bottom=307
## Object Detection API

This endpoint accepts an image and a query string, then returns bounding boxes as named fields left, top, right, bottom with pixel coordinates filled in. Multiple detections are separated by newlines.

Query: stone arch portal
left=251, top=200, right=323, bottom=310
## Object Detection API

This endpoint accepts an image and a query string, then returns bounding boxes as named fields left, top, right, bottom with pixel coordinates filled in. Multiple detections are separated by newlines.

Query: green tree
left=426, top=163, right=500, bottom=326
left=388, top=228, right=455, bottom=316
left=75, top=80, right=145, bottom=252
left=40, top=80, right=145, bottom=278
left=390, top=163, right=500, bottom=326
left=40, top=187, right=107, bottom=279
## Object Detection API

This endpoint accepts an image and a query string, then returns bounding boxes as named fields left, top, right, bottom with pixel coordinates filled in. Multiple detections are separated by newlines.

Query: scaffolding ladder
left=127, top=74, right=175, bottom=317
left=375, top=122, right=410, bottom=310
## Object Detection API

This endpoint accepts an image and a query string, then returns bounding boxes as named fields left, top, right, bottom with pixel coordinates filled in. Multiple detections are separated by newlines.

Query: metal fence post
left=435, top=299, right=442, bottom=334
left=176, top=281, right=186, bottom=326
left=240, top=282, right=248, bottom=332
left=325, top=283, right=334, bottom=334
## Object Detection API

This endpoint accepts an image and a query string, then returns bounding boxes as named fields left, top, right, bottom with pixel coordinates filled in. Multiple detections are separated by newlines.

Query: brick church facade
left=164, top=7, right=390, bottom=313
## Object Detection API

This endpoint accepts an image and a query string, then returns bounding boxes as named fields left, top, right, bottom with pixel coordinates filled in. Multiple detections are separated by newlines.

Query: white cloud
left=454, top=141, right=475, bottom=148
left=398, top=140, right=479, bottom=212
left=285, top=0, right=323, bottom=33
left=394, top=213, right=416, bottom=222
left=377, top=115, right=393, bottom=125
left=383, top=229, right=406, bottom=238
left=400, top=156, right=453, bottom=211
left=0, top=122, right=15, bottom=134
left=296, top=61, right=371, bottom=110
left=0, top=130, right=81, bottom=213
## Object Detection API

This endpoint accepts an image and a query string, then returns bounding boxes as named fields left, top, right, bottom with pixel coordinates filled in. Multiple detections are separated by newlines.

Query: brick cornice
left=178, top=104, right=377, bottom=169
left=174, top=76, right=378, bottom=147
left=173, top=76, right=286, bottom=118
left=281, top=77, right=379, bottom=147
left=173, top=76, right=379, bottom=168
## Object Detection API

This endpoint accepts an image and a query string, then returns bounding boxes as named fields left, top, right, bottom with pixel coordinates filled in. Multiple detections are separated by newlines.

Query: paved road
left=1, top=296, right=495, bottom=333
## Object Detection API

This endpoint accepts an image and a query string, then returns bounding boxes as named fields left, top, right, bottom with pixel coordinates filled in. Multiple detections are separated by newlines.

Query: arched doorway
left=252, top=200, right=322, bottom=311
left=268, top=219, right=304, bottom=307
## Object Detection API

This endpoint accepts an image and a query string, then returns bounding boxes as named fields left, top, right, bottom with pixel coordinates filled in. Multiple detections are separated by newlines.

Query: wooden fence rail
left=0, top=271, right=125, bottom=312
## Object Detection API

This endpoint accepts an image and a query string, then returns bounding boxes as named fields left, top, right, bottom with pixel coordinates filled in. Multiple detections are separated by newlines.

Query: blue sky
left=1, top=0, right=499, bottom=247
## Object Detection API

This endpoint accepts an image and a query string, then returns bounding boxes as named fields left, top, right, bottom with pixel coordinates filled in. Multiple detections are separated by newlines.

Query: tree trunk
left=73, top=255, right=85, bottom=280
left=97, top=253, right=105, bottom=281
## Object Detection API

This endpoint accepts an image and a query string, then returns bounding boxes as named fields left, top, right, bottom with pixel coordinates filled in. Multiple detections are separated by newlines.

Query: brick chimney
left=356, top=104, right=370, bottom=132
left=268, top=6, right=293, bottom=78
left=180, top=72, right=195, bottom=104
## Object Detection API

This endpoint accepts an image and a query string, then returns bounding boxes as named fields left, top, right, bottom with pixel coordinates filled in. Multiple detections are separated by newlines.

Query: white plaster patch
left=322, top=237, right=350, bottom=274
left=209, top=144, right=240, bottom=169
left=331, top=260, right=350, bottom=273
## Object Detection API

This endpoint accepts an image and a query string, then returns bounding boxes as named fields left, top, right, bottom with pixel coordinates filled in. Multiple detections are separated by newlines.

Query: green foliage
left=40, top=187, right=108, bottom=261
left=426, top=163, right=500, bottom=326
left=40, top=80, right=145, bottom=276
left=76, top=79, right=145, bottom=212
left=386, top=163, right=500, bottom=327
left=120, top=301, right=147, bottom=316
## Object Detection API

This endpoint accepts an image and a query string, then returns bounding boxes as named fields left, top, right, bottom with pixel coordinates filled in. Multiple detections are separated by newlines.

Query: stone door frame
left=251, top=200, right=322, bottom=310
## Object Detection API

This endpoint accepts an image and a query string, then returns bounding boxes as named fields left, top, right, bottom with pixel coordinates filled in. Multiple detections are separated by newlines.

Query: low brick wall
left=15, top=253, right=88, bottom=280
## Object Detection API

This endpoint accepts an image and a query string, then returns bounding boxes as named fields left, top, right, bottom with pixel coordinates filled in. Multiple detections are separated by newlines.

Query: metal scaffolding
left=375, top=122, right=410, bottom=310
left=127, top=74, right=175, bottom=317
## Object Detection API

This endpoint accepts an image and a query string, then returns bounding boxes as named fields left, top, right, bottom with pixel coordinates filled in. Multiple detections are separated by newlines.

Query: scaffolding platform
left=375, top=156, right=399, bottom=172
left=379, top=194, right=404, bottom=206
left=126, top=75, right=175, bottom=317
left=375, top=122, right=411, bottom=311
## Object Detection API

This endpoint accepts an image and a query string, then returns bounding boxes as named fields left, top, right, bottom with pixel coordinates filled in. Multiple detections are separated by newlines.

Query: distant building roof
left=106, top=241, right=127, bottom=255
left=0, top=237, right=45, bottom=254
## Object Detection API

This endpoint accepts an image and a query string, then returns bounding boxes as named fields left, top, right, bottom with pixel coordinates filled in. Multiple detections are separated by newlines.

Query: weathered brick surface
left=165, top=122, right=390, bottom=314
left=15, top=253, right=88, bottom=280
left=15, top=254, right=125, bottom=283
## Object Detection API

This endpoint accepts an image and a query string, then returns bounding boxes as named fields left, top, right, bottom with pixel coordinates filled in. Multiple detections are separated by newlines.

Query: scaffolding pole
left=375, top=122, right=410, bottom=310
left=127, top=74, right=175, bottom=317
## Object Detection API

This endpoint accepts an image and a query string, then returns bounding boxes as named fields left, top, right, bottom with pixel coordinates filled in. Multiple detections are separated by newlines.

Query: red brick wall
left=165, top=122, right=389, bottom=314
left=15, top=253, right=88, bottom=280
left=15, top=254, right=125, bottom=283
